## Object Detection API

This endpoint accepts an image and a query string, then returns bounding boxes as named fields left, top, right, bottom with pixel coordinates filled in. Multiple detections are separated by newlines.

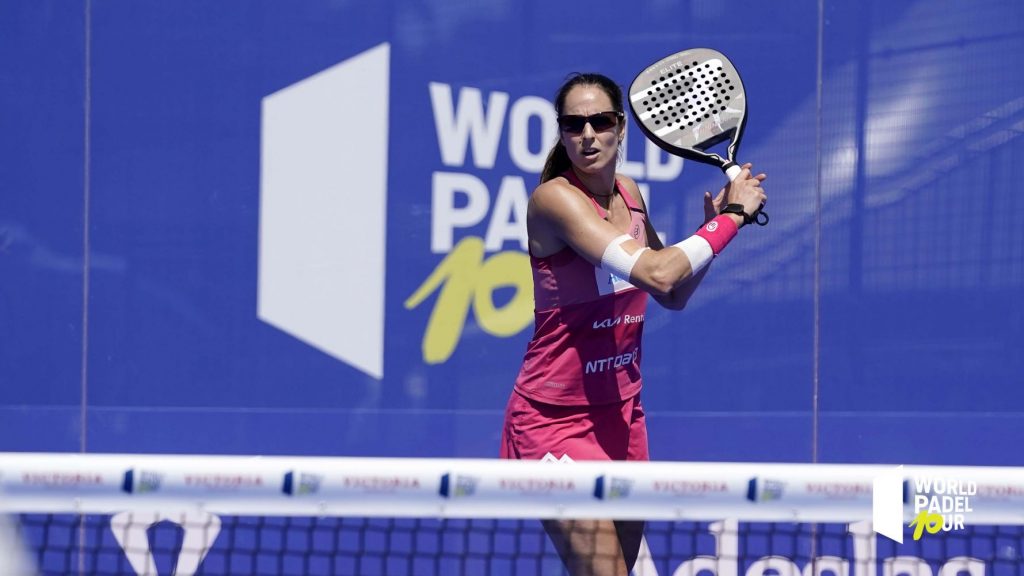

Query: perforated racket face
left=628, top=48, right=747, bottom=169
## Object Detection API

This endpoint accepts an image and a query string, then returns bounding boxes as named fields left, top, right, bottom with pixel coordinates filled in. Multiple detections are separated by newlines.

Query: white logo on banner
left=874, top=465, right=985, bottom=544
left=258, top=43, right=390, bottom=379
left=872, top=465, right=904, bottom=543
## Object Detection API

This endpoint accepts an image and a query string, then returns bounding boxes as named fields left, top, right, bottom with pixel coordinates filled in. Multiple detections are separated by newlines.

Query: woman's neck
left=570, top=166, right=616, bottom=198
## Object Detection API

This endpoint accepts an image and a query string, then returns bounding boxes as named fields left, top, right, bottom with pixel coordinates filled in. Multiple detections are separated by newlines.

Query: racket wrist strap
left=720, top=203, right=753, bottom=226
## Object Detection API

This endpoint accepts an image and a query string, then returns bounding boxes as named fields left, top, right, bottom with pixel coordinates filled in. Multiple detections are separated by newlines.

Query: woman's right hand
left=724, top=164, right=767, bottom=223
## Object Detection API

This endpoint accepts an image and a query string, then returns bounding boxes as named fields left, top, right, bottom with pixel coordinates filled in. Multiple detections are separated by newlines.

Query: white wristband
left=672, top=235, right=714, bottom=275
left=600, top=234, right=648, bottom=281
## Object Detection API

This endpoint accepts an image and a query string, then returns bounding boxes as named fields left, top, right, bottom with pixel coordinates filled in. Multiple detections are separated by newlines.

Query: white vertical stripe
left=872, top=465, right=904, bottom=543
left=259, top=43, right=390, bottom=379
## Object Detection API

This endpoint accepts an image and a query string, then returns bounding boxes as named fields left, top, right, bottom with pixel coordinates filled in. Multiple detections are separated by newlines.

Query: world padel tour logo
left=872, top=466, right=977, bottom=543
left=259, top=42, right=684, bottom=378
left=907, top=475, right=976, bottom=540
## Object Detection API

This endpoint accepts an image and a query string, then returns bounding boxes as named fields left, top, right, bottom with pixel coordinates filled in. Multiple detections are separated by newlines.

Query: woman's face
left=558, top=85, right=623, bottom=176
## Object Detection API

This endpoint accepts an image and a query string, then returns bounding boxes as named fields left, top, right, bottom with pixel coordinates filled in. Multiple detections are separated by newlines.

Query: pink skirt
left=500, top=390, right=649, bottom=462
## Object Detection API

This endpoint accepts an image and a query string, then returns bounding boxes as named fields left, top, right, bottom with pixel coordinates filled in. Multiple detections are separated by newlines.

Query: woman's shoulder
left=532, top=176, right=584, bottom=205
left=529, top=177, right=594, bottom=224
left=613, top=173, right=641, bottom=194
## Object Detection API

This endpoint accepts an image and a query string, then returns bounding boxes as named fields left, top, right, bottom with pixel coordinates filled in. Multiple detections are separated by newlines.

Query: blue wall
left=1, top=0, right=1022, bottom=466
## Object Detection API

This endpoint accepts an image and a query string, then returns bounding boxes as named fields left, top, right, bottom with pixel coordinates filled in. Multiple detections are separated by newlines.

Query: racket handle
left=723, top=161, right=769, bottom=226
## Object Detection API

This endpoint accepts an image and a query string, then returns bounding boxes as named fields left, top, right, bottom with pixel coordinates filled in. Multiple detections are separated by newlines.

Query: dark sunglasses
left=557, top=111, right=623, bottom=134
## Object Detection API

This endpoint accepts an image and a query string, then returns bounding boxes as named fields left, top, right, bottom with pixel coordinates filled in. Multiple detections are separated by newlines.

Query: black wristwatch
left=720, top=203, right=769, bottom=226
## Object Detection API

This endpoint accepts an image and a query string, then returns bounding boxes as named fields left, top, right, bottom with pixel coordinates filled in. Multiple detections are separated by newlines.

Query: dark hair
left=539, top=73, right=625, bottom=184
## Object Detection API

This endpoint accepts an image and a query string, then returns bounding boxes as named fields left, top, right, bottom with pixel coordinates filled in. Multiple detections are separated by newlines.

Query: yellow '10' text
left=404, top=236, right=533, bottom=363
left=908, top=510, right=965, bottom=540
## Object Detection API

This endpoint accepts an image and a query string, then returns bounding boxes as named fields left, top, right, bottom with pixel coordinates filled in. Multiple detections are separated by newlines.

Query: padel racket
left=628, top=48, right=768, bottom=225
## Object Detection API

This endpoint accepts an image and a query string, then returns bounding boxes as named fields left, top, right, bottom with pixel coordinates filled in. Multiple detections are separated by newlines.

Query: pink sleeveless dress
left=514, top=171, right=650, bottom=406
left=501, top=171, right=651, bottom=462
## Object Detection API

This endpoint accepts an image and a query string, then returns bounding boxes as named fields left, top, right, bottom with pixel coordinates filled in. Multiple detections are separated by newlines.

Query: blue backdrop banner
left=1, top=0, right=1022, bottom=465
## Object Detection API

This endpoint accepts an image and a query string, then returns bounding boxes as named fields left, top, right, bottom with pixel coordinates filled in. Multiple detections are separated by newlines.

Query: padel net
left=1, top=453, right=1022, bottom=575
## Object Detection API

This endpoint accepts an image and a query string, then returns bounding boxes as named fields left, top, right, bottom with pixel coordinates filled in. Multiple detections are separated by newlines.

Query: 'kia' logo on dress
left=593, top=317, right=622, bottom=329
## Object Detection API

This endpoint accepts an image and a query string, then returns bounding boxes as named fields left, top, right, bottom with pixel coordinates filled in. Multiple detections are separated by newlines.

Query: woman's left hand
left=703, top=188, right=726, bottom=223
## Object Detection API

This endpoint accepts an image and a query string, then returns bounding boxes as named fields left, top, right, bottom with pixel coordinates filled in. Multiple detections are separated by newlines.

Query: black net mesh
left=15, top=513, right=1022, bottom=576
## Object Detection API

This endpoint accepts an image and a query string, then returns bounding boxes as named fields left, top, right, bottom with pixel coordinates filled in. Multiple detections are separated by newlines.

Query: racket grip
left=723, top=161, right=770, bottom=226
